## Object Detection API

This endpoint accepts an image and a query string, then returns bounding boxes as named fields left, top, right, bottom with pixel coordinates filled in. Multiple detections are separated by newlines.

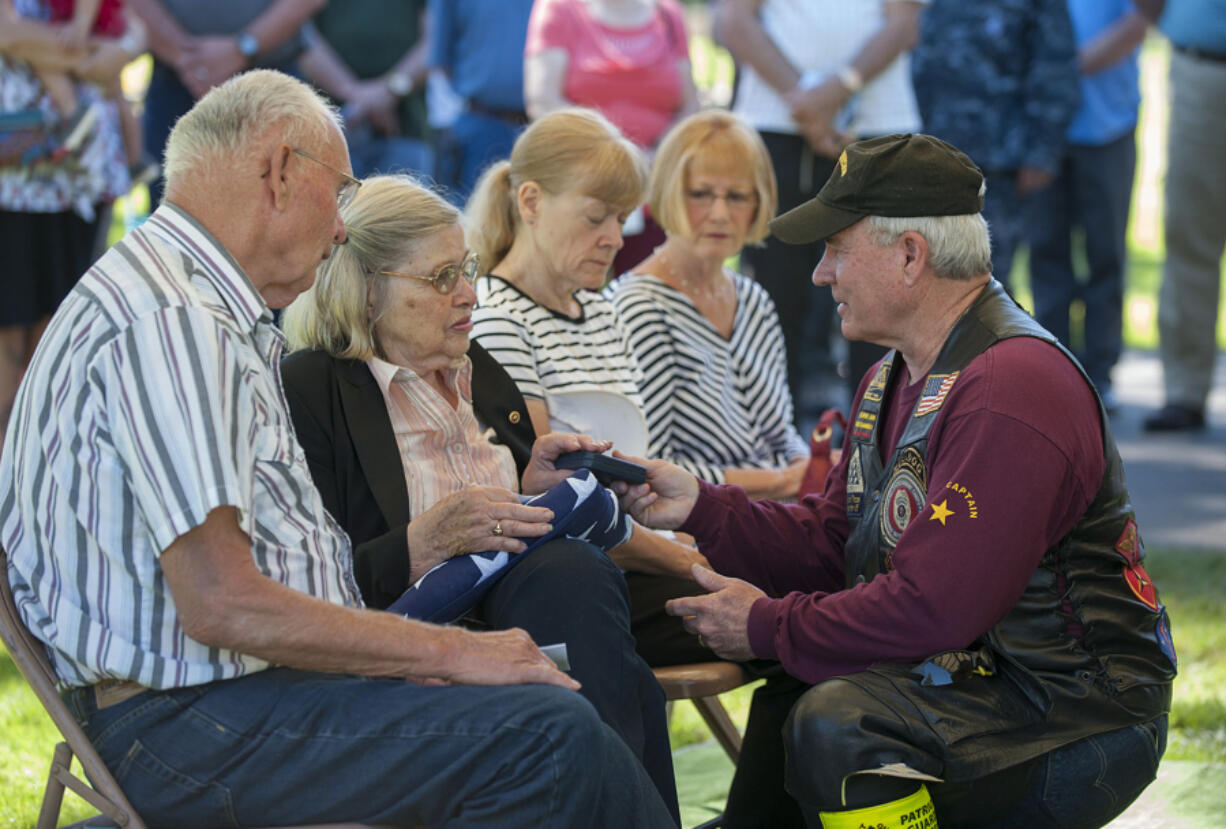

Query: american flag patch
left=914, top=372, right=960, bottom=417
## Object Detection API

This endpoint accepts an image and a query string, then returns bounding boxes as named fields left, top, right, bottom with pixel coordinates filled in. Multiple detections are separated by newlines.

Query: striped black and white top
left=0, top=204, right=362, bottom=690
left=608, top=270, right=809, bottom=483
left=472, top=275, right=646, bottom=436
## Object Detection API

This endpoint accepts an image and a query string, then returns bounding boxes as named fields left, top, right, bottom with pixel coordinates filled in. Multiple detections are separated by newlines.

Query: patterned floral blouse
left=0, top=0, right=129, bottom=220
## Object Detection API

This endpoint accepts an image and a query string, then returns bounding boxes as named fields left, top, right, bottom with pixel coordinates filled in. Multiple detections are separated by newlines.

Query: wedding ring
left=698, top=634, right=708, bottom=649
left=493, top=521, right=503, bottom=537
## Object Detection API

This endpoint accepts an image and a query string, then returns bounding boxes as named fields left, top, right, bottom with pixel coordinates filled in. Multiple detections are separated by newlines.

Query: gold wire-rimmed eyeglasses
left=684, top=188, right=758, bottom=211
left=376, top=251, right=481, bottom=295
left=293, top=147, right=362, bottom=209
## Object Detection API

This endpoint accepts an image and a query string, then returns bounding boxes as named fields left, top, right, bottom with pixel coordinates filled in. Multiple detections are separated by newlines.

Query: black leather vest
left=844, top=280, right=1174, bottom=762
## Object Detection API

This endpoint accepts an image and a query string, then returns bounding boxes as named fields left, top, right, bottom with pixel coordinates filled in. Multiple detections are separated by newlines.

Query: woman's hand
left=74, top=40, right=132, bottom=85
left=520, top=432, right=613, bottom=494
left=609, top=452, right=699, bottom=531
left=405, top=486, right=554, bottom=583
left=723, top=457, right=810, bottom=500
left=606, top=523, right=710, bottom=580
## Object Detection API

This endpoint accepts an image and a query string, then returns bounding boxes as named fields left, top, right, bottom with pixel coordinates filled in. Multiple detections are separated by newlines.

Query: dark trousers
left=482, top=539, right=680, bottom=823
left=741, top=131, right=886, bottom=416
left=1028, top=132, right=1136, bottom=390
left=433, top=110, right=524, bottom=205
left=626, top=570, right=808, bottom=828
left=784, top=668, right=1166, bottom=828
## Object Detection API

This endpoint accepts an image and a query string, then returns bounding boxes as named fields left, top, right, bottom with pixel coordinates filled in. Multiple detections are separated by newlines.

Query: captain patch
left=914, top=372, right=960, bottom=417
left=880, top=447, right=927, bottom=557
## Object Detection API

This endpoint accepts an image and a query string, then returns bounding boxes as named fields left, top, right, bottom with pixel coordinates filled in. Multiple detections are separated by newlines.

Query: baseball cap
left=769, top=133, right=985, bottom=244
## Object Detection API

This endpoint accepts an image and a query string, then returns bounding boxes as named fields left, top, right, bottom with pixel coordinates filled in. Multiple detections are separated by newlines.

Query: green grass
left=2, top=549, right=1220, bottom=826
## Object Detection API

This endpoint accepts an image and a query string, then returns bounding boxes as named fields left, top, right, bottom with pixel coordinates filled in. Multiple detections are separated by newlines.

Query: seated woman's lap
left=478, top=537, right=677, bottom=813
left=624, top=571, right=717, bottom=666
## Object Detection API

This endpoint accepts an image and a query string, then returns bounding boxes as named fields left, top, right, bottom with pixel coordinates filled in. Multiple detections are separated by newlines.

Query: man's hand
left=405, top=486, right=554, bottom=583
left=421, top=626, right=580, bottom=690
left=520, top=432, right=612, bottom=494
left=785, top=76, right=852, bottom=159
left=342, top=78, right=400, bottom=134
left=177, top=35, right=245, bottom=98
left=665, top=565, right=764, bottom=661
left=609, top=452, right=700, bottom=530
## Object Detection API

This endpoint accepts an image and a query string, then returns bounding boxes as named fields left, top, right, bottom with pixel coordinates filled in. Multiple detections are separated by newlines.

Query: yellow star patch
left=929, top=499, right=954, bottom=525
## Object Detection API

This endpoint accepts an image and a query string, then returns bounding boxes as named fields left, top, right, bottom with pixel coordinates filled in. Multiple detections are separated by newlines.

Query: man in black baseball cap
left=769, top=132, right=985, bottom=245
left=615, top=132, right=1173, bottom=827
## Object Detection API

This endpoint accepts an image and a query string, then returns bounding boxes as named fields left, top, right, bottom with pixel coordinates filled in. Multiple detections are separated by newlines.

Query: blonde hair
left=465, top=108, right=648, bottom=269
left=649, top=110, right=777, bottom=244
left=282, top=175, right=462, bottom=360
left=864, top=213, right=993, bottom=281
left=163, top=69, right=341, bottom=187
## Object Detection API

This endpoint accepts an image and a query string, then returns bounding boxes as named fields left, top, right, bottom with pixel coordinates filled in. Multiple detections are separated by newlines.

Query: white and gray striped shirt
left=0, top=204, right=362, bottom=690
left=472, top=274, right=645, bottom=410
left=608, top=270, right=809, bottom=483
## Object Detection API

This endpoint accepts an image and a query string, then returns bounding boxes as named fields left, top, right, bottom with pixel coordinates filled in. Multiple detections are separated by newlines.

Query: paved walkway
left=1108, top=350, right=1226, bottom=552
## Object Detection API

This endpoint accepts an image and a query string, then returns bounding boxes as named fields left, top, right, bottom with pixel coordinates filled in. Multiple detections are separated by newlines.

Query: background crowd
left=3, top=0, right=1223, bottom=456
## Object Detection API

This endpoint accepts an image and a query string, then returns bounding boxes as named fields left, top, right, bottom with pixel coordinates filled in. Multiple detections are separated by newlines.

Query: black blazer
left=281, top=342, right=537, bottom=609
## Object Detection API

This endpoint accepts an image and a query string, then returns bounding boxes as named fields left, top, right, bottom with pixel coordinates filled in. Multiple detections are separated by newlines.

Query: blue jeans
left=979, top=715, right=1166, bottom=828
left=345, top=122, right=434, bottom=180
left=62, top=665, right=675, bottom=828
left=1029, top=132, right=1136, bottom=391
left=432, top=110, right=524, bottom=205
left=786, top=670, right=1166, bottom=828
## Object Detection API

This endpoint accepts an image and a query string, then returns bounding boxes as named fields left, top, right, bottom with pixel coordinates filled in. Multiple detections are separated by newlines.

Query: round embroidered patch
left=880, top=447, right=927, bottom=551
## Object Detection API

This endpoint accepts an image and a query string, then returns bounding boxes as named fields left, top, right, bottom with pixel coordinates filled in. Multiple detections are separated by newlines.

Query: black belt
left=465, top=100, right=530, bottom=126
left=1175, top=43, right=1226, bottom=63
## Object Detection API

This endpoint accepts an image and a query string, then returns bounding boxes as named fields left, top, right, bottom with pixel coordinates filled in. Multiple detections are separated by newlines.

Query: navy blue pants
left=1028, top=132, right=1136, bottom=392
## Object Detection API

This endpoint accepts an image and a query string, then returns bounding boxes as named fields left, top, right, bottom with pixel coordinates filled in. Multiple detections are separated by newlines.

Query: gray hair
left=163, top=69, right=341, bottom=186
left=863, top=213, right=992, bottom=281
left=281, top=174, right=461, bottom=360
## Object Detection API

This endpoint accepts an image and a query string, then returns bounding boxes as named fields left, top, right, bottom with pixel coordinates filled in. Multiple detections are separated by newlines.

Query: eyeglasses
left=293, top=148, right=362, bottom=209
left=685, top=188, right=758, bottom=211
left=378, top=251, right=481, bottom=295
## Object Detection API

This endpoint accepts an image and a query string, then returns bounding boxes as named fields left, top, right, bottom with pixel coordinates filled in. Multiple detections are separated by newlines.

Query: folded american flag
left=387, top=469, right=632, bottom=623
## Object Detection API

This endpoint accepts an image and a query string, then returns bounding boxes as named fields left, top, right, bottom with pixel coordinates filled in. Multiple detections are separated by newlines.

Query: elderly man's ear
left=899, top=231, right=929, bottom=286
left=263, top=143, right=294, bottom=210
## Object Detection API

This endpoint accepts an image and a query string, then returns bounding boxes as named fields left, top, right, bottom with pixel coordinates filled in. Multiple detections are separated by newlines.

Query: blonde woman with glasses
left=280, top=173, right=680, bottom=823
left=608, top=110, right=809, bottom=501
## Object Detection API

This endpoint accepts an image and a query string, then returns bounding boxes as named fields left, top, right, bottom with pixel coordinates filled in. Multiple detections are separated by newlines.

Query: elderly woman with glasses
left=278, top=174, right=679, bottom=822
left=607, top=110, right=810, bottom=501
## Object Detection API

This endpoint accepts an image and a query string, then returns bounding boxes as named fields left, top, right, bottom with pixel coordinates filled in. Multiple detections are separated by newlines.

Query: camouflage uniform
left=911, top=0, right=1080, bottom=284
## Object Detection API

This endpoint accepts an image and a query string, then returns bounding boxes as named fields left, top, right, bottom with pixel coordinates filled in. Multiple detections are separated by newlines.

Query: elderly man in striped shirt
left=0, top=70, right=674, bottom=828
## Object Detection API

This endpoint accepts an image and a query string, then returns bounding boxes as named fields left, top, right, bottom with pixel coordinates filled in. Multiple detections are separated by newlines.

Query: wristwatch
left=386, top=71, right=414, bottom=98
left=236, top=32, right=260, bottom=62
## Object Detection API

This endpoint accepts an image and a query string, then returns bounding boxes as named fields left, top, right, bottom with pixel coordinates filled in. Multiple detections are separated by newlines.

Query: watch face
left=387, top=72, right=413, bottom=97
left=238, top=33, right=259, bottom=58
